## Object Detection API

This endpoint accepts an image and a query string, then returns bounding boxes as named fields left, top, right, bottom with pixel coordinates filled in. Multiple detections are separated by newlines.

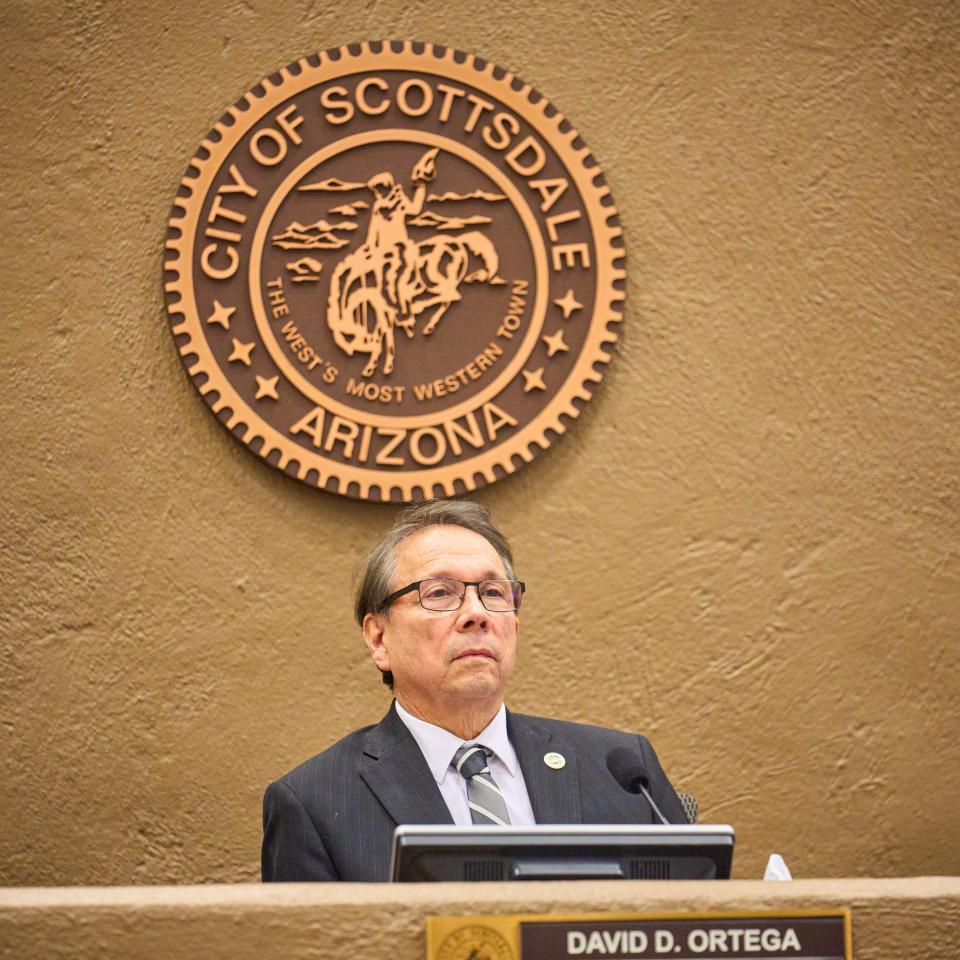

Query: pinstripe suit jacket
left=261, top=703, right=685, bottom=882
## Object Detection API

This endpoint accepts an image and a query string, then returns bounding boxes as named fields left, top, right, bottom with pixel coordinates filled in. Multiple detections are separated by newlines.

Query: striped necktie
left=452, top=744, right=512, bottom=826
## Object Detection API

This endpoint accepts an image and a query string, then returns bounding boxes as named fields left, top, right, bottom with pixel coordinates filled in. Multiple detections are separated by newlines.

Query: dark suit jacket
left=262, top=703, right=686, bottom=882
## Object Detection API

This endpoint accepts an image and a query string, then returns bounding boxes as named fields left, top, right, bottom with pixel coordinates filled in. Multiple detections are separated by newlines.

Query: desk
left=1, top=877, right=957, bottom=959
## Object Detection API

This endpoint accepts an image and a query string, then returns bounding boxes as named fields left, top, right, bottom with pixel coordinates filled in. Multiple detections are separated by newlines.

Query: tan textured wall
left=1, top=879, right=959, bottom=960
left=2, top=0, right=958, bottom=885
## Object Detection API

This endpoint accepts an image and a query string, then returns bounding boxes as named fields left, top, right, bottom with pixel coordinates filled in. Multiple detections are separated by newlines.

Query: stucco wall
left=2, top=0, right=958, bottom=885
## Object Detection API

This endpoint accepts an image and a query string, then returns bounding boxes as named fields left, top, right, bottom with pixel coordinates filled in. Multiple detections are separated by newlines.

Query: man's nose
left=458, top=584, right=490, bottom=626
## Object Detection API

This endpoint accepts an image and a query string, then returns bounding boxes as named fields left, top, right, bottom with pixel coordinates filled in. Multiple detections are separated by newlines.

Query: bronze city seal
left=436, top=923, right=514, bottom=960
left=165, top=42, right=624, bottom=500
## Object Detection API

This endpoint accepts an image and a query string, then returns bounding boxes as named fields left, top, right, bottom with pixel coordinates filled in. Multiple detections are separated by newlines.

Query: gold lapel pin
left=543, top=752, right=566, bottom=770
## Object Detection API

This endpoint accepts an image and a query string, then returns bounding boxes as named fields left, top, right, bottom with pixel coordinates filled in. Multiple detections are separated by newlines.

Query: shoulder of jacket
left=270, top=720, right=378, bottom=789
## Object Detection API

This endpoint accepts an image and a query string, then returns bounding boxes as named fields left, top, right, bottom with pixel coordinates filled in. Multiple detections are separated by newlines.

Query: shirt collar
left=395, top=700, right=519, bottom=783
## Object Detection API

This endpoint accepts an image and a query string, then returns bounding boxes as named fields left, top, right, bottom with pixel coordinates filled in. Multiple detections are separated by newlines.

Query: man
left=362, top=149, right=436, bottom=318
left=262, top=499, right=686, bottom=882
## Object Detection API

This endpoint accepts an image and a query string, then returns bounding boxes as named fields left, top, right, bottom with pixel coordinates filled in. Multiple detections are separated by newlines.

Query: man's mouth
left=454, top=648, right=497, bottom=661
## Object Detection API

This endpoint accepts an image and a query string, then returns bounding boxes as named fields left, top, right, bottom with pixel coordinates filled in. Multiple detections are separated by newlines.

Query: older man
left=262, top=500, right=685, bottom=882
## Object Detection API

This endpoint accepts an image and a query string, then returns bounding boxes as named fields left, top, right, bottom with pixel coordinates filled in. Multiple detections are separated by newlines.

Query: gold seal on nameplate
left=165, top=41, right=624, bottom=500
left=437, top=923, right=515, bottom=960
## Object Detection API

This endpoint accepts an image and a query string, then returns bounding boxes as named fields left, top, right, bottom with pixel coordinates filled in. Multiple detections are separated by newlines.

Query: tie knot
left=453, top=744, right=491, bottom=780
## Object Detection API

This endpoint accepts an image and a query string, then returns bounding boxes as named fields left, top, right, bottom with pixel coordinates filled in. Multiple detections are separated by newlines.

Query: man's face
left=363, top=524, right=519, bottom=723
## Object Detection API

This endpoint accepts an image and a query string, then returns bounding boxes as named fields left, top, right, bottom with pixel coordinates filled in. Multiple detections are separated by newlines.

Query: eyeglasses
left=379, top=578, right=526, bottom=613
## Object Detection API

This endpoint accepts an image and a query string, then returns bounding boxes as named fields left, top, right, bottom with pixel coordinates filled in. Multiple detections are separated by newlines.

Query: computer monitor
left=390, top=824, right=734, bottom=882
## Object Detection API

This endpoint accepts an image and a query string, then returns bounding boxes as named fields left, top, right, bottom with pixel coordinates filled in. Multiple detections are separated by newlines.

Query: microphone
left=606, top=747, right=671, bottom=825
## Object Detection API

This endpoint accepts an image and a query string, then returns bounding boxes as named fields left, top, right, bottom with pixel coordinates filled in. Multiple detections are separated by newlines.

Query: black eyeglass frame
left=378, top=578, right=526, bottom=613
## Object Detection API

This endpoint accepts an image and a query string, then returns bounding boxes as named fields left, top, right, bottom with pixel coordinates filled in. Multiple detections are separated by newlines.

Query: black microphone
left=606, top=747, right=671, bottom=825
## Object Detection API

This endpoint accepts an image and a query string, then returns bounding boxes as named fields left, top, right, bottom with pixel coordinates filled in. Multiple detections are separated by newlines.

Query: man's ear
left=363, top=612, right=390, bottom=672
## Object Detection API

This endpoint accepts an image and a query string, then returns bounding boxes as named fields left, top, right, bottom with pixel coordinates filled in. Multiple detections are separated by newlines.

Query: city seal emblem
left=165, top=42, right=624, bottom=500
left=436, top=923, right=514, bottom=960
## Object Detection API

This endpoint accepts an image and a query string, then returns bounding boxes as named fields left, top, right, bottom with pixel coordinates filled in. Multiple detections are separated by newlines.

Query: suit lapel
left=359, top=702, right=454, bottom=826
left=508, top=711, right=582, bottom=824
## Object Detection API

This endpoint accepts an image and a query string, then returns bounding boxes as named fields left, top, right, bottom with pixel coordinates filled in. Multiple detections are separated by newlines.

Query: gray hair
left=354, top=499, right=517, bottom=688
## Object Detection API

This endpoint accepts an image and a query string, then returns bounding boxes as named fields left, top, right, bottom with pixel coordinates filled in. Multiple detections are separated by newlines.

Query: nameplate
left=427, top=910, right=851, bottom=960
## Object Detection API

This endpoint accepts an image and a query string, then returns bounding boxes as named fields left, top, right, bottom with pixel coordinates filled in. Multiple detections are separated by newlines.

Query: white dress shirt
left=395, top=701, right=537, bottom=826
